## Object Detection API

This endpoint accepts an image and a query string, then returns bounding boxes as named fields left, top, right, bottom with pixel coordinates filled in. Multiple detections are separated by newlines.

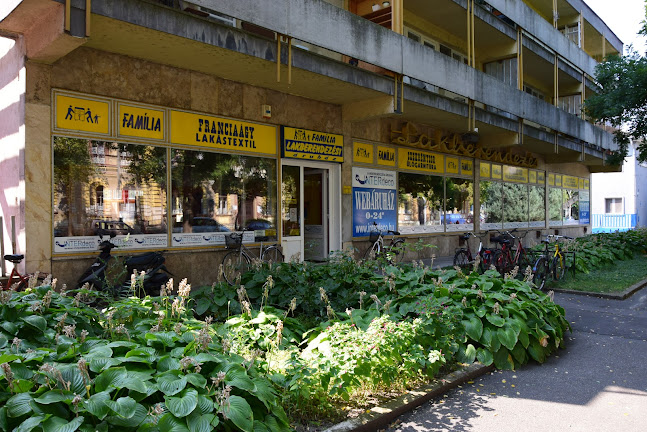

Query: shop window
left=529, top=185, right=546, bottom=228
left=548, top=188, right=563, bottom=226
left=605, top=198, right=623, bottom=214
left=503, top=183, right=529, bottom=229
left=170, top=149, right=277, bottom=241
left=53, top=137, right=167, bottom=238
left=445, top=177, right=474, bottom=231
left=563, top=190, right=579, bottom=225
left=397, top=172, right=444, bottom=233
left=480, top=181, right=503, bottom=230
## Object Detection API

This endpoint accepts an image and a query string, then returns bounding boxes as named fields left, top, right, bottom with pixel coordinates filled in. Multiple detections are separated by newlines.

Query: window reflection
left=549, top=188, right=562, bottom=226
left=53, top=137, right=167, bottom=237
left=503, top=183, right=528, bottom=229
left=170, top=149, right=277, bottom=241
left=445, top=177, right=474, bottom=231
left=529, top=185, right=546, bottom=227
left=398, top=172, right=444, bottom=233
left=480, top=181, right=503, bottom=230
left=563, top=189, right=579, bottom=225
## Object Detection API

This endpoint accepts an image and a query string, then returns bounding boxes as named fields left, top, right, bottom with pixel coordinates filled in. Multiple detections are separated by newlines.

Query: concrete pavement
left=385, top=290, right=647, bottom=432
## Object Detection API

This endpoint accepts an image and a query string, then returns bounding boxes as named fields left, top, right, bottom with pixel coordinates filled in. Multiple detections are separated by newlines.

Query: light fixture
left=372, top=3, right=380, bottom=11
left=382, top=1, right=391, bottom=7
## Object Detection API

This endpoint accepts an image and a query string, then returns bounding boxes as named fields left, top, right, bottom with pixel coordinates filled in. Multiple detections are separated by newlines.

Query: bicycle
left=453, top=232, right=497, bottom=273
left=363, top=223, right=405, bottom=264
left=493, top=229, right=532, bottom=277
left=532, top=234, right=574, bottom=290
left=1, top=255, right=49, bottom=291
left=221, top=232, right=284, bottom=285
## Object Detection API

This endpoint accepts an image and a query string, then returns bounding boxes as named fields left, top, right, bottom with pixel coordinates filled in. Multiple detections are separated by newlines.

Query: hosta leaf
left=253, top=421, right=270, bottom=432
left=108, top=341, right=138, bottom=350
left=42, top=415, right=85, bottom=432
left=187, top=412, right=215, bottom=432
left=476, top=347, right=494, bottom=366
left=224, top=365, right=256, bottom=393
left=12, top=379, right=34, bottom=393
left=145, top=332, right=177, bottom=348
left=485, top=314, right=505, bottom=327
left=527, top=338, right=547, bottom=363
left=158, top=413, right=190, bottom=432
left=493, top=348, right=515, bottom=370
left=0, top=353, right=19, bottom=364
left=14, top=414, right=49, bottom=432
left=106, top=403, right=147, bottom=427
left=157, top=356, right=181, bottom=372
left=86, top=345, right=113, bottom=358
left=251, top=378, right=278, bottom=410
left=157, top=373, right=188, bottom=396
left=197, top=395, right=215, bottom=415
left=222, top=395, right=253, bottom=432
left=165, top=388, right=198, bottom=418
left=497, top=326, right=518, bottom=351
left=456, top=344, right=476, bottom=364
left=462, top=316, right=483, bottom=341
left=511, top=343, right=528, bottom=365
left=90, top=357, right=123, bottom=373
left=83, top=391, right=111, bottom=420
left=6, top=392, right=33, bottom=417
left=20, top=315, right=47, bottom=332
left=262, top=414, right=291, bottom=432
left=121, top=376, right=148, bottom=394
left=104, top=396, right=137, bottom=418
left=59, top=365, right=87, bottom=395
left=185, top=373, right=207, bottom=388
left=1, top=321, right=18, bottom=335
left=94, top=367, right=127, bottom=392
left=34, top=390, right=74, bottom=404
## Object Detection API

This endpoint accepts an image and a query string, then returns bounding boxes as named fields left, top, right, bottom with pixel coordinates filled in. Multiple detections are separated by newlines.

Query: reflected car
left=91, top=220, right=134, bottom=236
left=244, top=219, right=273, bottom=231
left=173, top=217, right=230, bottom=233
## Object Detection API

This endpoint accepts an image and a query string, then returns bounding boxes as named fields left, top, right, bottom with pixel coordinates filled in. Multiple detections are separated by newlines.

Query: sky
left=584, top=0, right=646, bottom=54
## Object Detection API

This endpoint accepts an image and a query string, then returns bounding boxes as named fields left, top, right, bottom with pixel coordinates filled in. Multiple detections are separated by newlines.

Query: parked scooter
left=76, top=230, right=172, bottom=298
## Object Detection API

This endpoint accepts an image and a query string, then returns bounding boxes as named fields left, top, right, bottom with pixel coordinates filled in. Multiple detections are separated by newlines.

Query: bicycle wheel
left=453, top=249, right=471, bottom=272
left=388, top=239, right=406, bottom=263
left=495, top=250, right=513, bottom=276
left=222, top=251, right=251, bottom=285
left=363, top=241, right=381, bottom=261
left=515, top=250, right=532, bottom=279
left=552, top=255, right=566, bottom=281
left=532, top=257, right=549, bottom=290
left=261, top=246, right=284, bottom=264
left=479, top=250, right=496, bottom=273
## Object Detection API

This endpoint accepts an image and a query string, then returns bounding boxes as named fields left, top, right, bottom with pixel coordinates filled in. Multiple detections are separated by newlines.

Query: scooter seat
left=125, top=252, right=165, bottom=271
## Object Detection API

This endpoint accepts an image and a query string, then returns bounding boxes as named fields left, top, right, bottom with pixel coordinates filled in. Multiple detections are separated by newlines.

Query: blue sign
left=352, top=167, right=397, bottom=237
left=579, top=191, right=590, bottom=225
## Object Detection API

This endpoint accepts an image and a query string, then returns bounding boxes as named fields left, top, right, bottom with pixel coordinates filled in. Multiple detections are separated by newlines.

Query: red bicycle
left=1, top=255, right=30, bottom=290
left=453, top=232, right=497, bottom=273
left=493, top=229, right=532, bottom=277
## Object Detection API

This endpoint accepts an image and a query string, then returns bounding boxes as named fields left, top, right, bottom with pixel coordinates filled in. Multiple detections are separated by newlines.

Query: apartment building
left=0, top=0, right=622, bottom=285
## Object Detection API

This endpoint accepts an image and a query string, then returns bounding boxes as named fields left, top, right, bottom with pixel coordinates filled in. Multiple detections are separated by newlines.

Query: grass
left=548, top=254, right=647, bottom=293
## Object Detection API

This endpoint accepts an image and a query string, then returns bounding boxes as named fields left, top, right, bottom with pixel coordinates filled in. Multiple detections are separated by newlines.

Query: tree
left=584, top=10, right=647, bottom=164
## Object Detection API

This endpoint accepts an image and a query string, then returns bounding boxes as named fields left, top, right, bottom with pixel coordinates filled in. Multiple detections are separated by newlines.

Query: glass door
left=281, top=162, right=337, bottom=262
left=304, top=168, right=328, bottom=262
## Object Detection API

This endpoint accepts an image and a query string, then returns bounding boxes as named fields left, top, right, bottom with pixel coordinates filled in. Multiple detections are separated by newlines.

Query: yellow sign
left=583, top=179, right=590, bottom=190
left=548, top=173, right=555, bottom=186
left=353, top=142, right=373, bottom=164
left=56, top=94, right=110, bottom=135
left=555, top=175, right=562, bottom=187
left=282, top=127, right=343, bottom=162
left=398, top=148, right=444, bottom=174
left=480, top=162, right=491, bottom=178
left=170, top=111, right=276, bottom=155
left=503, top=165, right=528, bottom=183
left=563, top=175, right=579, bottom=189
left=537, top=171, right=545, bottom=184
left=377, top=146, right=396, bottom=167
left=118, top=103, right=165, bottom=140
left=461, top=159, right=473, bottom=176
left=491, top=164, right=502, bottom=180
left=529, top=171, right=537, bottom=184
left=445, top=156, right=459, bottom=174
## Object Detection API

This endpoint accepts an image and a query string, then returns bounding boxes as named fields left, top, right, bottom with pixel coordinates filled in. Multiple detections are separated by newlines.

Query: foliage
left=0, top=283, right=290, bottom=432
left=584, top=50, right=647, bottom=164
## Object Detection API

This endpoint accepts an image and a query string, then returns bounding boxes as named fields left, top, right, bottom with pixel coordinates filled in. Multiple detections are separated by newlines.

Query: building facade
left=0, top=0, right=622, bottom=286
left=591, top=140, right=647, bottom=233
